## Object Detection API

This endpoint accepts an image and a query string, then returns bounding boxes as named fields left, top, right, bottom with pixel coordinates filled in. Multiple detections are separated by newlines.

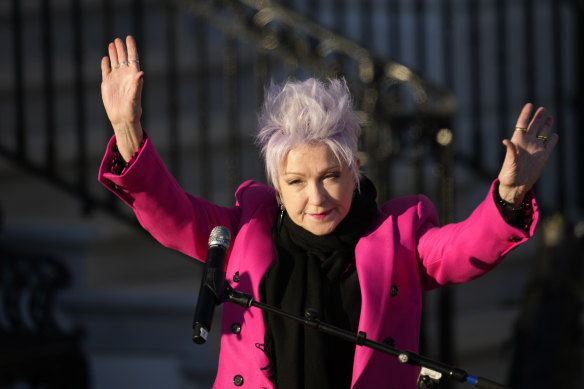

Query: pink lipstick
left=308, top=209, right=332, bottom=220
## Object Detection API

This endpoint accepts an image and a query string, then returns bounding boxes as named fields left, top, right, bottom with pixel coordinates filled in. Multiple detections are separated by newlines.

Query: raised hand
left=497, top=103, right=559, bottom=206
left=101, top=35, right=144, bottom=161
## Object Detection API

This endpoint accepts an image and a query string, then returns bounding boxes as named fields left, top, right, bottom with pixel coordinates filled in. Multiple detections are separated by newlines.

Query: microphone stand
left=223, top=284, right=510, bottom=389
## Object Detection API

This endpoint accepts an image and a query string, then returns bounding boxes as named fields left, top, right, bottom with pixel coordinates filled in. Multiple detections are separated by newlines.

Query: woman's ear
left=276, top=190, right=283, bottom=205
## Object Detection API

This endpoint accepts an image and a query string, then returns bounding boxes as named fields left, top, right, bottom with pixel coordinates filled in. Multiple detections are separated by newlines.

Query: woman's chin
left=301, top=221, right=338, bottom=236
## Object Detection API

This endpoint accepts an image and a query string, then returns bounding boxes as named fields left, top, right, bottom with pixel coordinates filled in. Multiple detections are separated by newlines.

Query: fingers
left=527, top=106, right=548, bottom=134
left=514, top=103, right=534, bottom=130
left=100, top=56, right=111, bottom=79
left=502, top=138, right=517, bottom=155
left=108, top=41, right=119, bottom=69
left=102, top=36, right=144, bottom=86
left=514, top=103, right=547, bottom=134
left=115, top=38, right=128, bottom=66
left=512, top=103, right=556, bottom=146
left=126, top=36, right=141, bottom=70
left=528, top=107, right=554, bottom=148
left=107, top=36, right=139, bottom=70
left=537, top=116, right=553, bottom=137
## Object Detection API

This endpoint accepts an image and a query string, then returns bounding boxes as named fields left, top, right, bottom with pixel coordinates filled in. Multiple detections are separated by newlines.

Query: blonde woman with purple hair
left=99, top=36, right=557, bottom=388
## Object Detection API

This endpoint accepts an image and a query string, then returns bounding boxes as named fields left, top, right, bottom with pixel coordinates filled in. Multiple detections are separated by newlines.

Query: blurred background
left=0, top=0, right=582, bottom=388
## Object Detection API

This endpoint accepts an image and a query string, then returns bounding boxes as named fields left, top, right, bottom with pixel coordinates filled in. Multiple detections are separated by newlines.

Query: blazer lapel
left=227, top=204, right=278, bottom=378
left=352, top=217, right=395, bottom=386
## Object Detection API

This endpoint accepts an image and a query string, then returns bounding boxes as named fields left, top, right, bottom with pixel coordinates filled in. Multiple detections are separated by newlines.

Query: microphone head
left=208, top=226, right=231, bottom=249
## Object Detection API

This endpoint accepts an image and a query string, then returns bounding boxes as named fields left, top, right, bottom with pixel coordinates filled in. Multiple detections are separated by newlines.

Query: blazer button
left=231, top=323, right=242, bottom=334
left=233, top=374, right=244, bottom=386
left=233, top=271, right=240, bottom=282
left=384, top=337, right=395, bottom=347
left=390, top=285, right=399, bottom=297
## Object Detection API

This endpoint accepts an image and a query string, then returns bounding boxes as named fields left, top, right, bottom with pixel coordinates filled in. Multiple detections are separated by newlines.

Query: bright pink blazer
left=99, top=136, right=538, bottom=388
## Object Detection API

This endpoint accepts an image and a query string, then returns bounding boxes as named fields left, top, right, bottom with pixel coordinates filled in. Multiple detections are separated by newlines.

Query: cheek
left=281, top=189, right=305, bottom=213
left=341, top=192, right=357, bottom=218
left=331, top=181, right=355, bottom=207
left=339, top=195, right=354, bottom=216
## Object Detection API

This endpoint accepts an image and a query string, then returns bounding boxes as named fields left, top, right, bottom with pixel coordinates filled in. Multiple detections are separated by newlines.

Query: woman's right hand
left=101, top=35, right=144, bottom=161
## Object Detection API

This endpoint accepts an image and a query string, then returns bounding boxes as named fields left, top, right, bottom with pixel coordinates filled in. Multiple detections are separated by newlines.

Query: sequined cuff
left=110, top=134, right=146, bottom=175
left=494, top=182, right=534, bottom=231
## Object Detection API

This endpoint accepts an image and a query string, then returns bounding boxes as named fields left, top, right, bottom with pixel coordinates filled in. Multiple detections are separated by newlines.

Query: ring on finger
left=128, top=59, right=140, bottom=64
left=119, top=61, right=128, bottom=66
left=515, top=126, right=528, bottom=132
left=537, top=135, right=548, bottom=143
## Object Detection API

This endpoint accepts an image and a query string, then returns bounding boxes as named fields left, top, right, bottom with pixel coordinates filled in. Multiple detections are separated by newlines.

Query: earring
left=278, top=204, right=285, bottom=230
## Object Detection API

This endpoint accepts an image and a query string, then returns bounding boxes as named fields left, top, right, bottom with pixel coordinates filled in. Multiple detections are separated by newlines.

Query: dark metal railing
left=174, top=0, right=457, bottom=203
left=0, top=1, right=582, bottom=387
left=3, top=0, right=580, bottom=219
left=1, top=0, right=458, bottom=215
left=283, top=0, right=582, bottom=218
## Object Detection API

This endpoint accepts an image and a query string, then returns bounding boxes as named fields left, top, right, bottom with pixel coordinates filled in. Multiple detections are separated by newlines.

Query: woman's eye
left=288, top=179, right=302, bottom=185
left=324, top=173, right=340, bottom=180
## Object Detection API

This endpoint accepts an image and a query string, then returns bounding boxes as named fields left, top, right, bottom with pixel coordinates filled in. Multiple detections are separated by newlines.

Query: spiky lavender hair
left=255, top=77, right=361, bottom=193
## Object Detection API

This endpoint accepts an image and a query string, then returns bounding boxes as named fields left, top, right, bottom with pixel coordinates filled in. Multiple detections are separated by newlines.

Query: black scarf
left=261, top=177, right=378, bottom=389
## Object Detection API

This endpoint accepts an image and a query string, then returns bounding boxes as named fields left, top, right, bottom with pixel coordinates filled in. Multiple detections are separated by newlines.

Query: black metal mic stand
left=223, top=284, right=510, bottom=389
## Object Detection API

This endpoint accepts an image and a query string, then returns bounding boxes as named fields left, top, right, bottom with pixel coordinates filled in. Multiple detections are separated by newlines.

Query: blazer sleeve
left=415, top=180, right=539, bottom=290
left=98, top=135, right=242, bottom=262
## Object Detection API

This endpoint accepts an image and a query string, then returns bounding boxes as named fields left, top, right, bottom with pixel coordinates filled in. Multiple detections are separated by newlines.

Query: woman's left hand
left=497, top=103, right=559, bottom=206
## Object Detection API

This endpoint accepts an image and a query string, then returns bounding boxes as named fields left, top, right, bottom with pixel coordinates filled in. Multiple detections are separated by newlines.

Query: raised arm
left=101, top=35, right=144, bottom=162
left=497, top=103, right=559, bottom=207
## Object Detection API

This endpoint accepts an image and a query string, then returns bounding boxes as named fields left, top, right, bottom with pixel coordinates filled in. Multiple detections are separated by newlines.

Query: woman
left=99, top=36, right=557, bottom=388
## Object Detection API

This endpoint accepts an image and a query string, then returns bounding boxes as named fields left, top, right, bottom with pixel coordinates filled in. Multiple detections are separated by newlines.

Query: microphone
left=192, top=226, right=231, bottom=344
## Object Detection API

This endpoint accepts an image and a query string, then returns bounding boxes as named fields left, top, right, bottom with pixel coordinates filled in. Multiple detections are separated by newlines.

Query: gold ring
left=537, top=135, right=548, bottom=143
left=128, top=59, right=140, bottom=64
left=119, top=61, right=128, bottom=66
left=515, top=127, right=528, bottom=132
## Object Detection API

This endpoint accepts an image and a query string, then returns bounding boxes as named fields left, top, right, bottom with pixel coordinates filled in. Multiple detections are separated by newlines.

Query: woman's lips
left=308, top=209, right=333, bottom=220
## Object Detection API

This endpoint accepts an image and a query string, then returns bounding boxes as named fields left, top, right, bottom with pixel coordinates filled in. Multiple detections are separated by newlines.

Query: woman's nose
left=308, top=182, right=327, bottom=205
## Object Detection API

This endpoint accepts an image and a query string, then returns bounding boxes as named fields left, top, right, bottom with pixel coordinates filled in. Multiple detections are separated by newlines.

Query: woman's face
left=277, top=143, right=359, bottom=236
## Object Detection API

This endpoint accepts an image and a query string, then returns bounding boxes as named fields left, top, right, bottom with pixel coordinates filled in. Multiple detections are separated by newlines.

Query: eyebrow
left=282, top=165, right=341, bottom=176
